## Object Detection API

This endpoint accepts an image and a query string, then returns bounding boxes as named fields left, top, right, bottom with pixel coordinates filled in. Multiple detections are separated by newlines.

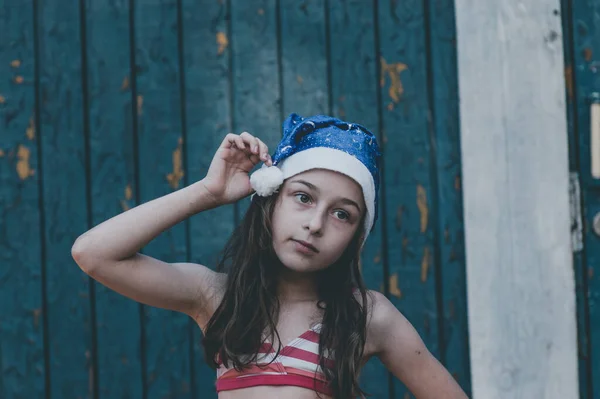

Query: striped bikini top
left=215, top=323, right=334, bottom=396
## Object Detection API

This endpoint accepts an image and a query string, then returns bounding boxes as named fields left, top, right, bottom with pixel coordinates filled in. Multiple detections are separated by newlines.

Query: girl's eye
left=334, top=210, right=350, bottom=221
left=294, top=193, right=311, bottom=204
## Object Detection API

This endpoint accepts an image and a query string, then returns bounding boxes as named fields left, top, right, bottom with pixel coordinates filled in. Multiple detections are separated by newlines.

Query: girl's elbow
left=71, top=235, right=98, bottom=275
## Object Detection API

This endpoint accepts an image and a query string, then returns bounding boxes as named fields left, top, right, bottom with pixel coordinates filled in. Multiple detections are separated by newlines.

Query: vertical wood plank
left=425, top=0, right=471, bottom=394
left=180, top=0, right=232, bottom=396
left=134, top=0, right=191, bottom=397
left=560, top=0, right=592, bottom=397
left=230, top=0, right=281, bottom=221
left=456, top=1, right=578, bottom=397
left=0, top=1, right=45, bottom=397
left=279, top=0, right=329, bottom=116
left=567, top=1, right=600, bottom=396
left=37, top=0, right=94, bottom=396
left=377, top=0, right=440, bottom=396
left=327, top=0, right=389, bottom=396
left=85, top=0, right=144, bottom=397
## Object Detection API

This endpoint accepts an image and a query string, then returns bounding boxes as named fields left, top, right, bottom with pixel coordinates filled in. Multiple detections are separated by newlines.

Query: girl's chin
left=276, top=254, right=326, bottom=274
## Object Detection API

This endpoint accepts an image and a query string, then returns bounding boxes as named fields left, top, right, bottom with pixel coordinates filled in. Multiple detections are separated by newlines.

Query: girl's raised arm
left=71, top=132, right=271, bottom=328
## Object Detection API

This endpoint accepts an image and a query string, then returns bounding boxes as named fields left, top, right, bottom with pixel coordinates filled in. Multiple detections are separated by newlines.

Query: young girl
left=72, top=113, right=468, bottom=399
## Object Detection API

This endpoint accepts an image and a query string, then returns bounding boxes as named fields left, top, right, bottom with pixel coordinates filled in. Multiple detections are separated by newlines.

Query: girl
left=72, top=114, right=468, bottom=399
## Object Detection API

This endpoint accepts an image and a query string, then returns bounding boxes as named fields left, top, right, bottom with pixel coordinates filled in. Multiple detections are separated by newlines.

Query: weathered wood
left=0, top=1, right=45, bottom=397
left=85, top=0, right=144, bottom=397
left=230, top=0, right=281, bottom=221
left=133, top=0, right=191, bottom=397
left=455, top=1, right=579, bottom=398
left=279, top=0, right=328, bottom=116
left=36, top=0, right=94, bottom=396
left=377, top=0, right=441, bottom=396
left=180, top=0, right=233, bottom=396
left=327, top=0, right=390, bottom=396
left=426, top=0, right=471, bottom=394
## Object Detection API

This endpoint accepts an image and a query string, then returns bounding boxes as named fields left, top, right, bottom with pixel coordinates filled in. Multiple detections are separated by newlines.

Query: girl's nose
left=303, top=209, right=325, bottom=236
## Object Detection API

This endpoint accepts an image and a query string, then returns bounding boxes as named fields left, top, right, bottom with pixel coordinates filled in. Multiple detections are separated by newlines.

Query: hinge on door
left=569, top=172, right=583, bottom=253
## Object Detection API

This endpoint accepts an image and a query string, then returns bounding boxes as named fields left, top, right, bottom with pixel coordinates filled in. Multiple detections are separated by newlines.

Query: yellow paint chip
left=14, top=75, right=24, bottom=84
left=0, top=95, right=5, bottom=103
left=33, top=308, right=42, bottom=328
left=216, top=32, right=229, bottom=55
left=125, top=184, right=133, bottom=200
left=11, top=59, right=21, bottom=68
left=166, top=137, right=185, bottom=189
left=16, top=145, right=35, bottom=180
left=564, top=66, right=573, bottom=100
left=417, top=184, right=428, bottom=232
left=389, top=274, right=402, bottom=298
left=120, top=200, right=130, bottom=212
left=421, top=247, right=431, bottom=282
left=137, top=95, right=143, bottom=115
left=26, top=117, right=35, bottom=140
left=121, top=76, right=129, bottom=91
left=381, top=57, right=408, bottom=104
left=0, top=149, right=5, bottom=157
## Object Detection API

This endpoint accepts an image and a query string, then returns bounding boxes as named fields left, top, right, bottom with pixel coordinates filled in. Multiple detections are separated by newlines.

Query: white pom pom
left=250, top=165, right=284, bottom=196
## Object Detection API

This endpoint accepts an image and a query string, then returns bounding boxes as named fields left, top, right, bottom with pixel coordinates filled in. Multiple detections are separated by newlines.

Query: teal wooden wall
left=0, top=0, right=470, bottom=397
left=563, top=0, right=600, bottom=397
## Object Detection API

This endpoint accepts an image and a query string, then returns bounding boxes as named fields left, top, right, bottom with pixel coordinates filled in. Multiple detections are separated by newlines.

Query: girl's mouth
left=292, top=239, right=319, bottom=254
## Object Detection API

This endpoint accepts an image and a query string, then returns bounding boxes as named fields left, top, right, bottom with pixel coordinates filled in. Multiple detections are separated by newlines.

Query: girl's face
left=271, top=169, right=365, bottom=273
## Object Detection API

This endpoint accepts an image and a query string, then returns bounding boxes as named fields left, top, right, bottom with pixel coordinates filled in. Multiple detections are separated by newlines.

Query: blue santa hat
left=250, top=113, right=381, bottom=244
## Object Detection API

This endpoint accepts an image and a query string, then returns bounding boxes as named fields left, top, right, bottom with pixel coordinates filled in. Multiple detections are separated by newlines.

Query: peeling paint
left=373, top=253, right=381, bottom=264
left=584, top=47, right=593, bottom=62
left=14, top=75, right=24, bottom=84
left=564, top=65, right=573, bottom=100
left=121, top=184, right=133, bottom=212
left=417, top=184, right=428, bottom=232
left=395, top=205, right=404, bottom=230
left=137, top=95, right=143, bottom=115
left=11, top=59, right=21, bottom=68
left=297, top=75, right=303, bottom=85
left=421, top=247, right=430, bottom=282
left=389, top=274, right=402, bottom=298
left=590, top=267, right=594, bottom=279
left=26, top=116, right=35, bottom=140
left=0, top=94, right=5, bottom=104
left=216, top=32, right=229, bottom=55
left=33, top=308, right=41, bottom=328
left=121, top=76, right=129, bottom=91
left=0, top=149, right=4, bottom=157
left=454, top=175, right=461, bottom=191
left=16, top=145, right=35, bottom=180
left=166, top=137, right=185, bottom=189
left=380, top=57, right=408, bottom=107
left=258, top=8, right=265, bottom=15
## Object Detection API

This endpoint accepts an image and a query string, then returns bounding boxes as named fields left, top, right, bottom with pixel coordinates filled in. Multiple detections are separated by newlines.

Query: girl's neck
left=276, top=268, right=319, bottom=303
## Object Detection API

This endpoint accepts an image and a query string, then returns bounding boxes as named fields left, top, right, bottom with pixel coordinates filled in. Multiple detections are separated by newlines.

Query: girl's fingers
left=223, top=133, right=246, bottom=152
left=224, top=133, right=271, bottom=165
left=240, top=132, right=260, bottom=154
left=255, top=138, right=271, bottom=164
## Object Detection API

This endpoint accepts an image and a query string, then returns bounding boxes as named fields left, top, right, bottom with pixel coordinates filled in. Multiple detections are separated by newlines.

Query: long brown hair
left=202, top=192, right=372, bottom=398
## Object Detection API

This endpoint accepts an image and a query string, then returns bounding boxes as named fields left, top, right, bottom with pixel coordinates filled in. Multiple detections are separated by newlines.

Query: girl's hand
left=202, top=132, right=272, bottom=205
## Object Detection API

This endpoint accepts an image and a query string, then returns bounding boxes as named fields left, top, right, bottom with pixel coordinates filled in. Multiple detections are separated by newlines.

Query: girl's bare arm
left=71, top=180, right=225, bottom=326
left=72, top=132, right=271, bottom=327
